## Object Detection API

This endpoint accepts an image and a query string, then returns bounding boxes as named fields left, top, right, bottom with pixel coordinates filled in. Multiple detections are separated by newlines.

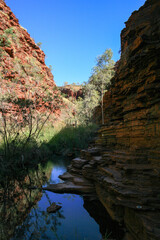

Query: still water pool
left=10, top=161, right=103, bottom=240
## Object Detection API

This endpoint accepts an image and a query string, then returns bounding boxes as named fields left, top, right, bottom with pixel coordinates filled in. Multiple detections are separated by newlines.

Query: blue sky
left=5, top=0, right=146, bottom=86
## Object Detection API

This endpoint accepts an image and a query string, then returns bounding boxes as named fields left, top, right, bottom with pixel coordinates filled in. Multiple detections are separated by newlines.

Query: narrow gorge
left=0, top=0, right=160, bottom=239
left=45, top=0, right=160, bottom=239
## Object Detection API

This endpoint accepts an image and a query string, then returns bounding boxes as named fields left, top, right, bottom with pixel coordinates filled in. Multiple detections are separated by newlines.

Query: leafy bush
left=0, top=27, right=16, bottom=47
left=37, top=42, right=42, bottom=47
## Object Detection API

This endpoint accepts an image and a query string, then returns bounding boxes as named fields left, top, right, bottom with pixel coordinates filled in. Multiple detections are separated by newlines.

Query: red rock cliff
left=93, top=0, right=160, bottom=239
left=0, top=0, right=62, bottom=119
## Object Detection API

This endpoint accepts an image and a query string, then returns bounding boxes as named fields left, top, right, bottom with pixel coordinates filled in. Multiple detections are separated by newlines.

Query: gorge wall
left=90, top=0, right=160, bottom=238
left=1, top=0, right=160, bottom=239
left=49, top=0, right=160, bottom=239
left=0, top=0, right=62, bottom=119
left=94, top=0, right=160, bottom=238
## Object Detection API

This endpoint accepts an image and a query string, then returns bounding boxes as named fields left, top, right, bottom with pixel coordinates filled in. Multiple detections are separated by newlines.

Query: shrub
left=47, top=124, right=98, bottom=155
left=0, top=27, right=16, bottom=47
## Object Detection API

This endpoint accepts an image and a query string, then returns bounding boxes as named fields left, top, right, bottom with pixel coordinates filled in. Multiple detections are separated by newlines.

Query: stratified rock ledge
left=43, top=179, right=95, bottom=194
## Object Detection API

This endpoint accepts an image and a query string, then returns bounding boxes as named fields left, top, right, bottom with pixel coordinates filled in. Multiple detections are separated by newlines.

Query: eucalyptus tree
left=76, top=83, right=99, bottom=124
left=89, top=48, right=115, bottom=124
left=75, top=49, right=115, bottom=125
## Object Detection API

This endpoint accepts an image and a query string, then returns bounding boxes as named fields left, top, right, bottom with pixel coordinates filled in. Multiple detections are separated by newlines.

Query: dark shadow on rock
left=83, top=197, right=125, bottom=240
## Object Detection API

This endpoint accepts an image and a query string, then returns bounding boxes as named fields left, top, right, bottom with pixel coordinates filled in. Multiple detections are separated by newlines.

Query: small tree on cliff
left=37, top=42, right=42, bottom=48
left=89, top=48, right=115, bottom=124
left=76, top=49, right=115, bottom=125
left=76, top=84, right=99, bottom=124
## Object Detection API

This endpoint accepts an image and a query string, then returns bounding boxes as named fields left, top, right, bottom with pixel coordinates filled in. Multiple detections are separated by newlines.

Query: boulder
left=47, top=202, right=62, bottom=213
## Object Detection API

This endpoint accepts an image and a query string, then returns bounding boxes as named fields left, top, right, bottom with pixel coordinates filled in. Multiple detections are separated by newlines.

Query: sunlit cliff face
left=92, top=0, right=160, bottom=239
left=0, top=0, right=63, bottom=121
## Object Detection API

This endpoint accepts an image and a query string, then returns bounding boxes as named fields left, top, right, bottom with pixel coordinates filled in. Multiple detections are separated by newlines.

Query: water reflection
left=0, top=159, right=101, bottom=240
left=83, top=198, right=124, bottom=240
left=0, top=158, right=123, bottom=240
left=0, top=161, right=52, bottom=240
left=11, top=191, right=65, bottom=240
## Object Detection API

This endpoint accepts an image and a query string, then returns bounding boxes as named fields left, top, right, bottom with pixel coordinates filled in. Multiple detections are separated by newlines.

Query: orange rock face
left=0, top=0, right=62, bottom=120
left=92, top=0, right=160, bottom=239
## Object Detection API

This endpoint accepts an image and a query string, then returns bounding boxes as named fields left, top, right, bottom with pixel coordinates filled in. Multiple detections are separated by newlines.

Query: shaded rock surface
left=83, top=197, right=125, bottom=240
left=92, top=0, right=160, bottom=239
left=45, top=0, right=160, bottom=239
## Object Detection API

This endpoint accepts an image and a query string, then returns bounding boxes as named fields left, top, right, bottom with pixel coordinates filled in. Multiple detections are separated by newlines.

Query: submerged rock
left=47, top=202, right=62, bottom=213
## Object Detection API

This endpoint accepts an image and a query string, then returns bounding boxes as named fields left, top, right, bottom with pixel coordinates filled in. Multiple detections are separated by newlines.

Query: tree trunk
left=101, top=77, right=104, bottom=125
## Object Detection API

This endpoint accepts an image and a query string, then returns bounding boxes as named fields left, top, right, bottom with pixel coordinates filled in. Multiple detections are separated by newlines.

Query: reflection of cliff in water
left=1, top=158, right=124, bottom=240
left=11, top=190, right=65, bottom=240
left=83, top=197, right=124, bottom=240
left=0, top=161, right=54, bottom=240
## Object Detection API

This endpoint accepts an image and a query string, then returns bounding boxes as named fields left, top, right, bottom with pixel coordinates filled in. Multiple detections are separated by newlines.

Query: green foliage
left=76, top=48, right=115, bottom=124
left=49, top=65, right=53, bottom=71
left=61, top=93, right=68, bottom=98
left=4, top=27, right=14, bottom=35
left=37, top=42, right=42, bottom=47
left=89, top=48, right=115, bottom=93
left=45, top=124, right=98, bottom=156
left=75, top=86, right=99, bottom=124
left=0, top=37, right=11, bottom=47
left=0, top=48, right=4, bottom=58
left=0, top=27, right=16, bottom=47
left=0, top=90, right=52, bottom=175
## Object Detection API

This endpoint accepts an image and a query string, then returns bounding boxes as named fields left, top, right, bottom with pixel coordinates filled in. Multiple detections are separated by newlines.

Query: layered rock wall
left=0, top=0, right=62, bottom=118
left=92, top=0, right=160, bottom=238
